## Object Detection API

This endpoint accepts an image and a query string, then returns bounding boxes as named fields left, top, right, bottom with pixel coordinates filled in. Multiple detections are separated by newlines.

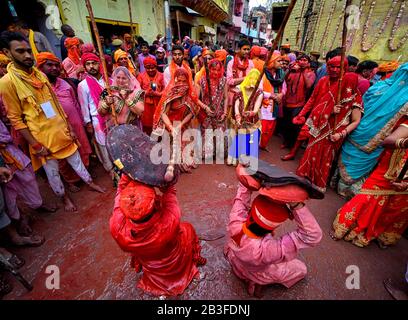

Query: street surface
left=4, top=136, right=408, bottom=300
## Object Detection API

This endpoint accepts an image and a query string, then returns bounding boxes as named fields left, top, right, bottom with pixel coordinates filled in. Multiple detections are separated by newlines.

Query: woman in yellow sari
left=227, top=69, right=264, bottom=166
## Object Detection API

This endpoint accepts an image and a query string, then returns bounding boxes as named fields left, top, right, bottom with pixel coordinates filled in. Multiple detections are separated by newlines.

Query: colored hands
left=293, top=116, right=306, bottom=125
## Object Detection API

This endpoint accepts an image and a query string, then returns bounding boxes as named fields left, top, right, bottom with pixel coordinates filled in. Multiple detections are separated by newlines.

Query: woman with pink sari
left=98, top=66, right=144, bottom=129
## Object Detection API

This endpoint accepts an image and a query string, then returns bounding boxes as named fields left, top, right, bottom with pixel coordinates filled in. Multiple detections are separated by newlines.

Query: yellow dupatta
left=28, top=29, right=39, bottom=61
left=239, top=68, right=261, bottom=111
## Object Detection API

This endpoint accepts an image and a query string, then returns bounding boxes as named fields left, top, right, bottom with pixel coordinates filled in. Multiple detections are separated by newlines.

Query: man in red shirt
left=281, top=54, right=315, bottom=156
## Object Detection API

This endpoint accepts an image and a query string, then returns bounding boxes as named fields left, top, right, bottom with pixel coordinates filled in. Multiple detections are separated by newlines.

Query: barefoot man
left=0, top=32, right=105, bottom=212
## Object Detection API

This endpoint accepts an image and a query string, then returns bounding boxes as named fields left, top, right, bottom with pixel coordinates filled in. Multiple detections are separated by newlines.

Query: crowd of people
left=0, top=21, right=406, bottom=299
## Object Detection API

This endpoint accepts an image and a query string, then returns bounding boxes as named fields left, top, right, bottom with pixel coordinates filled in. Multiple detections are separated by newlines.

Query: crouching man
left=224, top=164, right=323, bottom=298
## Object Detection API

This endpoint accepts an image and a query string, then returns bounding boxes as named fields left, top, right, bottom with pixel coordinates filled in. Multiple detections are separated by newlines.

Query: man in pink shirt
left=224, top=165, right=322, bottom=298
left=226, top=39, right=254, bottom=101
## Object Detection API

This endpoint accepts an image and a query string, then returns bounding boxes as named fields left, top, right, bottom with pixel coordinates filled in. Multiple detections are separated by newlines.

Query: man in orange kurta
left=0, top=32, right=104, bottom=212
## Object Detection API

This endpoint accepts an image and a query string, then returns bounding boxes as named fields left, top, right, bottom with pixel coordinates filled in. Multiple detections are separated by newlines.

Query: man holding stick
left=78, top=53, right=114, bottom=175
left=291, top=56, right=363, bottom=192
left=0, top=32, right=104, bottom=213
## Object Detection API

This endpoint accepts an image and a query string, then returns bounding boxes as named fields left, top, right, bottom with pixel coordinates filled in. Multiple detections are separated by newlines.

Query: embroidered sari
left=333, top=117, right=408, bottom=247
left=338, top=63, right=408, bottom=196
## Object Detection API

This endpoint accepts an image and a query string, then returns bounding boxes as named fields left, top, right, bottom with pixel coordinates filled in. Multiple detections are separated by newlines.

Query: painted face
left=39, top=60, right=61, bottom=79
left=209, top=62, right=223, bottom=80
left=327, top=62, right=341, bottom=78
left=175, top=74, right=187, bottom=84
left=114, top=70, right=130, bottom=88
left=297, top=57, right=309, bottom=68
left=145, top=64, right=157, bottom=77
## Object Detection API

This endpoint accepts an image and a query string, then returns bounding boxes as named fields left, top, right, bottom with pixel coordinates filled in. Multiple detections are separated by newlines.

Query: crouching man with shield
left=224, top=160, right=323, bottom=298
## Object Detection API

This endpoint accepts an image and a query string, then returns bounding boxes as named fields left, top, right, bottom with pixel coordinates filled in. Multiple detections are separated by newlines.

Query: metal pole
left=164, top=0, right=172, bottom=53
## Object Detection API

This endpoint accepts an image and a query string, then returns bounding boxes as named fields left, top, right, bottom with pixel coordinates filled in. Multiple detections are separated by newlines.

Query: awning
left=198, top=25, right=216, bottom=36
left=175, top=0, right=229, bottom=23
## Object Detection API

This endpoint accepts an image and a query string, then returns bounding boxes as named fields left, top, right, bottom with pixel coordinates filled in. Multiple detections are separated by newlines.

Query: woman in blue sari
left=337, top=63, right=408, bottom=198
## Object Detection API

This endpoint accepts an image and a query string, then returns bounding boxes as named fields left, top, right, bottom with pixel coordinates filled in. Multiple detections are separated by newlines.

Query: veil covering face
left=239, top=68, right=261, bottom=107
left=153, top=68, right=199, bottom=129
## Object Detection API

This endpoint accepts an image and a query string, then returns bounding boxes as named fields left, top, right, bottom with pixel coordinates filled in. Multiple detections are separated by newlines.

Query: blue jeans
left=228, top=129, right=260, bottom=160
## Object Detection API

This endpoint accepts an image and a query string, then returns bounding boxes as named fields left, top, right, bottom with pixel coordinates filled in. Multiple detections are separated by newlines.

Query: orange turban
left=64, top=37, right=80, bottom=49
left=266, top=51, right=281, bottom=69
left=215, top=49, right=227, bottom=63
left=280, top=55, right=290, bottom=62
left=202, top=48, right=214, bottom=58
left=114, top=49, right=135, bottom=75
left=250, top=46, right=262, bottom=59
left=114, top=49, right=128, bottom=63
left=378, top=61, right=399, bottom=73
left=36, top=52, right=60, bottom=67
left=120, top=179, right=156, bottom=221
left=65, top=37, right=81, bottom=65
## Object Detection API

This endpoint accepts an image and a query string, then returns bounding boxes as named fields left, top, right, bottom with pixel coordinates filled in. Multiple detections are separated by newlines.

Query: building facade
left=170, top=0, right=230, bottom=44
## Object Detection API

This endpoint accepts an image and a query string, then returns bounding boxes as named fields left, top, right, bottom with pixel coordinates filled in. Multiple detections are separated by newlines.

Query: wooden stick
left=84, top=0, right=118, bottom=126
left=296, top=0, right=306, bottom=46
left=128, top=0, right=135, bottom=47
left=333, top=0, right=352, bottom=134
left=203, top=57, right=213, bottom=109
left=176, top=10, right=182, bottom=44
left=246, top=0, right=297, bottom=110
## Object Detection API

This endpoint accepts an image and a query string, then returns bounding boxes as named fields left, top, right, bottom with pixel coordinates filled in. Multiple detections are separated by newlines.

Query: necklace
left=319, top=1, right=337, bottom=53
left=361, top=0, right=397, bottom=52
left=388, top=0, right=408, bottom=51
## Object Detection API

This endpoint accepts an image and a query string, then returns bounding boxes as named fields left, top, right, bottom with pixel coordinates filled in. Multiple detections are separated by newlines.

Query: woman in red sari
left=198, top=59, right=228, bottom=160
left=293, top=57, right=363, bottom=192
left=331, top=117, right=408, bottom=248
left=153, top=68, right=207, bottom=172
left=110, top=174, right=206, bottom=296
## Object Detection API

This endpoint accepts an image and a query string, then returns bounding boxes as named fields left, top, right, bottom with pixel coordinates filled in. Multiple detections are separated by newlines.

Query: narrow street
left=4, top=136, right=408, bottom=300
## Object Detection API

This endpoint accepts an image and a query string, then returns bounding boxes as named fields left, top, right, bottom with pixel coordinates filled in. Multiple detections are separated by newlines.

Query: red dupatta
left=153, top=68, right=199, bottom=129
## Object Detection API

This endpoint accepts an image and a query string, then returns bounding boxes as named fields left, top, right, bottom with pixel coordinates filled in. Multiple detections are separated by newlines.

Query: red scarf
left=232, top=56, right=249, bottom=77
